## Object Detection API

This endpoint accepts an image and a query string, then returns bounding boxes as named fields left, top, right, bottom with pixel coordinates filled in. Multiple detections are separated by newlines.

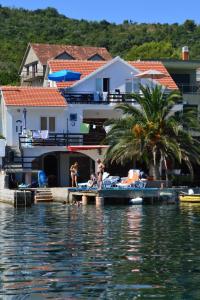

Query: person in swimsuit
left=70, top=162, right=78, bottom=187
left=96, top=159, right=105, bottom=190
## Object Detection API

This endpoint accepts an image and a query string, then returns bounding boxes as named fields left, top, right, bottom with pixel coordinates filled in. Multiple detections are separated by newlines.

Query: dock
left=67, top=187, right=185, bottom=206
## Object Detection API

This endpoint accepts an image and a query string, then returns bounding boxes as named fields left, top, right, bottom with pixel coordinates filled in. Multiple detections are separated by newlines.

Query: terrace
left=19, top=132, right=106, bottom=148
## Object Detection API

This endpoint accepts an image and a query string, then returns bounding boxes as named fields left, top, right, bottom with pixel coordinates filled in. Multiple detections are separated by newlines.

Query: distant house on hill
left=19, top=43, right=112, bottom=87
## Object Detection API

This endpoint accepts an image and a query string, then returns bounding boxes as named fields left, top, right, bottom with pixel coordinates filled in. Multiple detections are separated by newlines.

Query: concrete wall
left=50, top=188, right=69, bottom=203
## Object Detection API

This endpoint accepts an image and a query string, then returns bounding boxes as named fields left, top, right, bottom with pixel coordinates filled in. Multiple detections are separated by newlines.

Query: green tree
left=105, top=86, right=200, bottom=180
left=126, top=41, right=180, bottom=60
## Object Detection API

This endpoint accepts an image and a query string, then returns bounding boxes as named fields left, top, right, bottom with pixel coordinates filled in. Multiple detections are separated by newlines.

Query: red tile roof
left=128, top=61, right=178, bottom=90
left=31, top=43, right=112, bottom=65
left=1, top=86, right=67, bottom=107
left=48, top=60, right=106, bottom=88
left=48, top=59, right=178, bottom=89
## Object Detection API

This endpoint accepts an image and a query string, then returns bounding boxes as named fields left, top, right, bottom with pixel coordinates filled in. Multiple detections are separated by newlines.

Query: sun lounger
left=117, top=169, right=140, bottom=187
left=103, top=176, right=120, bottom=188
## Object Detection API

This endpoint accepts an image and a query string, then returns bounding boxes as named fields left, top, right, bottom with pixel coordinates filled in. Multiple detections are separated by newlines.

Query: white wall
left=68, top=59, right=155, bottom=93
left=7, top=107, right=67, bottom=146
left=20, top=46, right=44, bottom=85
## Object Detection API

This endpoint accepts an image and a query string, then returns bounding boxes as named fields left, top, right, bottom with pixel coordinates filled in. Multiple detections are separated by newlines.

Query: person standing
left=96, top=159, right=105, bottom=190
left=70, top=162, right=79, bottom=187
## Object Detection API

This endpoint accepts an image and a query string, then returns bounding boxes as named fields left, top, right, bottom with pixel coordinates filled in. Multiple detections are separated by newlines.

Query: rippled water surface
left=0, top=203, right=200, bottom=299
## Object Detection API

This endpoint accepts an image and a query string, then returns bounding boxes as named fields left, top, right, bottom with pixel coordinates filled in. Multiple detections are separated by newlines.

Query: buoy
left=129, top=197, right=143, bottom=205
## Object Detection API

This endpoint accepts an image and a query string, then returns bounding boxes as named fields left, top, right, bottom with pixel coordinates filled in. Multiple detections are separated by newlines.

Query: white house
left=0, top=57, right=179, bottom=186
left=19, top=43, right=112, bottom=87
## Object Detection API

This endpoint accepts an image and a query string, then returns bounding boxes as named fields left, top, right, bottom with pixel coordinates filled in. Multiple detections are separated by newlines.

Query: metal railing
left=21, top=71, right=44, bottom=81
left=19, top=132, right=106, bottom=148
left=177, top=84, right=200, bottom=94
left=60, top=91, right=138, bottom=104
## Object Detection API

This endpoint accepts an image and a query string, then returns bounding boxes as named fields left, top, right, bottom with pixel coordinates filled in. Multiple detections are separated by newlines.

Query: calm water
left=0, top=203, right=200, bottom=299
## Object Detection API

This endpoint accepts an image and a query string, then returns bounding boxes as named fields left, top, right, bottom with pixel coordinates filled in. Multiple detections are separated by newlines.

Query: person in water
left=70, top=162, right=79, bottom=187
left=96, top=159, right=105, bottom=190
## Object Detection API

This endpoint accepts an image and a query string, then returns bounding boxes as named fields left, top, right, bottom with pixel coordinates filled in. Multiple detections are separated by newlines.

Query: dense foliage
left=105, top=86, right=200, bottom=180
left=0, top=6, right=200, bottom=85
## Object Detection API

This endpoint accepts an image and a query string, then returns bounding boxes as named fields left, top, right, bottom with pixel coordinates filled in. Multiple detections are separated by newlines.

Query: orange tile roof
left=48, top=59, right=177, bottom=89
left=48, top=60, right=106, bottom=88
left=129, top=61, right=178, bottom=90
left=31, top=43, right=112, bottom=65
left=1, top=86, right=67, bottom=107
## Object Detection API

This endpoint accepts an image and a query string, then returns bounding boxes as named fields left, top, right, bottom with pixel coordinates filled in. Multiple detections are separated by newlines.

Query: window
left=49, top=117, right=55, bottom=132
left=40, top=117, right=55, bottom=132
left=96, top=78, right=110, bottom=92
left=41, top=117, right=47, bottom=130
left=70, top=113, right=77, bottom=122
left=125, top=79, right=132, bottom=93
left=26, top=66, right=29, bottom=76
left=96, top=78, right=102, bottom=92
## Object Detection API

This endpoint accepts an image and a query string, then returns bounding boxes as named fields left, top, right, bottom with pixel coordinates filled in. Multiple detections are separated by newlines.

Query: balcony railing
left=19, top=132, right=106, bottom=148
left=177, top=84, right=200, bottom=94
left=21, top=71, right=44, bottom=82
left=60, top=91, right=138, bottom=104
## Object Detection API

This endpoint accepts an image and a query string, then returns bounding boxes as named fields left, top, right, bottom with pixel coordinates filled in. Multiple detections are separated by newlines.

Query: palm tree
left=105, top=85, right=200, bottom=180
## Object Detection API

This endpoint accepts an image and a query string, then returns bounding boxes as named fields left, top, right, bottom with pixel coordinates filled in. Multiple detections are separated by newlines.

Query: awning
left=67, top=145, right=108, bottom=151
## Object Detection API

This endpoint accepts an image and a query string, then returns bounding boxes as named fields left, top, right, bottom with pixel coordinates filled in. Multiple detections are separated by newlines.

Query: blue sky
left=1, top=0, right=200, bottom=24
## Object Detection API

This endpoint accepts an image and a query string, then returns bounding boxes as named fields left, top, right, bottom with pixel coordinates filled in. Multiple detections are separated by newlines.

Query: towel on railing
left=32, top=130, right=41, bottom=139
left=40, top=130, right=49, bottom=139
left=32, top=130, right=49, bottom=139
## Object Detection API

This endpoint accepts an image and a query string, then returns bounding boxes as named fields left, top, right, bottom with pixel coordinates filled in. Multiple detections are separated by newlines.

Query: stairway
left=34, top=188, right=53, bottom=203
left=4, top=146, right=23, bottom=170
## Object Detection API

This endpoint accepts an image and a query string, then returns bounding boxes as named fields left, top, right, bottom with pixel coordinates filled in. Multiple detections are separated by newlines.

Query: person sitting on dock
left=87, top=173, right=97, bottom=188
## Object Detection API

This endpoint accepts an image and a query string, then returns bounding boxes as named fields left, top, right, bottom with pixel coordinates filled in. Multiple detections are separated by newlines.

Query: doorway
left=43, top=154, right=58, bottom=187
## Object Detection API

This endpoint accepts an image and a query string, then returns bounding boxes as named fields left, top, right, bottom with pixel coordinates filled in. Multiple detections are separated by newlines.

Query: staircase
left=4, top=146, right=23, bottom=170
left=34, top=188, right=53, bottom=203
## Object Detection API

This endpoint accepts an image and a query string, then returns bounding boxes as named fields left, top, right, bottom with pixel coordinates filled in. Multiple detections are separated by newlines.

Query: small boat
left=179, top=189, right=200, bottom=203
left=129, top=197, right=143, bottom=205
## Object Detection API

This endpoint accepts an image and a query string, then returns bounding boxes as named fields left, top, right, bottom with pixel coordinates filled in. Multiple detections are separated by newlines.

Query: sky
left=1, top=0, right=200, bottom=24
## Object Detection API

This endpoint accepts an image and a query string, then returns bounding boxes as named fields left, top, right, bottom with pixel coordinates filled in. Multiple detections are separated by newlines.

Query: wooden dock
left=67, top=187, right=184, bottom=206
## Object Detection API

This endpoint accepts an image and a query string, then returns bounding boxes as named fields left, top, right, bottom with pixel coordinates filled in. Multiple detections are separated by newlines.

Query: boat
left=129, top=197, right=143, bottom=205
left=179, top=189, right=200, bottom=203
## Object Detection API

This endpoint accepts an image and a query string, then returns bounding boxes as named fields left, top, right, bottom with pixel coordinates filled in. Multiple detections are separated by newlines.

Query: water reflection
left=0, top=203, right=200, bottom=298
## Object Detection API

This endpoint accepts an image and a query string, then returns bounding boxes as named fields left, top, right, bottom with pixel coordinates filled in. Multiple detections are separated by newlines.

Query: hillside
left=0, top=5, right=200, bottom=85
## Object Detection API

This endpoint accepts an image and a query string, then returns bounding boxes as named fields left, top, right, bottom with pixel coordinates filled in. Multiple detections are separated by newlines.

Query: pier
left=67, top=187, right=187, bottom=206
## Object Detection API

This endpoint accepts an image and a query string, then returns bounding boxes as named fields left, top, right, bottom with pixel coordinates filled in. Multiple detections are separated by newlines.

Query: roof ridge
left=31, top=43, right=108, bottom=50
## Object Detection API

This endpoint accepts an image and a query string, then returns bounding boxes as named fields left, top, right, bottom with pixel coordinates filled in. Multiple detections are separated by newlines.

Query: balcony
left=19, top=132, right=106, bottom=148
left=177, top=84, right=200, bottom=94
left=60, top=91, right=138, bottom=104
left=21, top=71, right=44, bottom=82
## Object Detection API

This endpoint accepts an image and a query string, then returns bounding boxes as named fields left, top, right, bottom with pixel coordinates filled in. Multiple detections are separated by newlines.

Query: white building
left=0, top=57, right=179, bottom=186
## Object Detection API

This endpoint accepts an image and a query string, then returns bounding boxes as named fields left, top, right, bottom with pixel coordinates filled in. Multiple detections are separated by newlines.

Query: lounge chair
left=103, top=176, right=120, bottom=188
left=117, top=169, right=140, bottom=187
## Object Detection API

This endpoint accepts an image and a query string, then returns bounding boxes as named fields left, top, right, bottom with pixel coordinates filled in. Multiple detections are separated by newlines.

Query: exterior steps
left=34, top=188, right=53, bottom=203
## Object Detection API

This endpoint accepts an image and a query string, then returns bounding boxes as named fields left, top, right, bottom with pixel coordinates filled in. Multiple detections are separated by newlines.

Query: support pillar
left=96, top=196, right=104, bottom=207
left=82, top=195, right=88, bottom=205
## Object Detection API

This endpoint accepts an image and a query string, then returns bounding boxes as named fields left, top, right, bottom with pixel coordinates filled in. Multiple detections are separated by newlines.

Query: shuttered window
left=40, top=117, right=55, bottom=132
